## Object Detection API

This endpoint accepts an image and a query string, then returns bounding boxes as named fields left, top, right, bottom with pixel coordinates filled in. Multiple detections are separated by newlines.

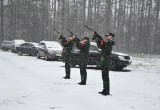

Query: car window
left=6, top=42, right=12, bottom=44
left=90, top=45, right=98, bottom=51
left=2, top=42, right=6, bottom=44
left=29, top=44, right=34, bottom=47
left=2, top=41, right=12, bottom=44
left=27, top=43, right=33, bottom=47
left=20, top=43, right=27, bottom=46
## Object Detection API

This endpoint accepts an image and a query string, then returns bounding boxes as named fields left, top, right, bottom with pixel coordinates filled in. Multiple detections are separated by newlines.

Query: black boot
left=63, top=76, right=70, bottom=79
left=98, top=89, right=109, bottom=96
left=78, top=81, right=86, bottom=85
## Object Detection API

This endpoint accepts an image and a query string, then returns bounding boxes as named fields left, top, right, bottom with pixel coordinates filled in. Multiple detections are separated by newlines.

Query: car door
left=28, top=44, right=34, bottom=55
left=20, top=43, right=27, bottom=54
left=89, top=45, right=100, bottom=65
left=28, top=44, right=37, bottom=55
left=26, top=43, right=33, bottom=55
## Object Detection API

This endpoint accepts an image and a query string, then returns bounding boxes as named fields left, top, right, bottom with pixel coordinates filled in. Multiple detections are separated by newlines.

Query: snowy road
left=0, top=51, right=160, bottom=110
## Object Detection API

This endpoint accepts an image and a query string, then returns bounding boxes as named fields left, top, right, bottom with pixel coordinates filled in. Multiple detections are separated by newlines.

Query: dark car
left=1, top=40, right=13, bottom=51
left=37, top=41, right=62, bottom=61
left=16, top=42, right=38, bottom=56
left=61, top=42, right=131, bottom=71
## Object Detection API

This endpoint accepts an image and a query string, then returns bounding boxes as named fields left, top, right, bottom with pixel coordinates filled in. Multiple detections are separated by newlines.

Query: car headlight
left=118, top=56, right=126, bottom=61
left=55, top=51, right=62, bottom=56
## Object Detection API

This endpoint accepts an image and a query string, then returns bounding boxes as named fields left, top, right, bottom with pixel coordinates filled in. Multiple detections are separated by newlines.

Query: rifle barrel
left=84, top=25, right=93, bottom=31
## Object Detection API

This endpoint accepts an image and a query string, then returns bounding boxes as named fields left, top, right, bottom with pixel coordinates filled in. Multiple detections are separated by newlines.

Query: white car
left=37, top=41, right=62, bottom=61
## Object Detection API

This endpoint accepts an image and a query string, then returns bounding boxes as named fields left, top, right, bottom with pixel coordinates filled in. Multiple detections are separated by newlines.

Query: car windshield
left=31, top=43, right=38, bottom=47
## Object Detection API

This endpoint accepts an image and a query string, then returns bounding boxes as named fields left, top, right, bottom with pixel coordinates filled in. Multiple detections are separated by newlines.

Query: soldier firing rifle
left=56, top=30, right=74, bottom=79
left=84, top=25, right=115, bottom=96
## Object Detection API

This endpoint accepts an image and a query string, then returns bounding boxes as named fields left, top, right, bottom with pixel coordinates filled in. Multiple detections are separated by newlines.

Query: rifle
left=66, top=29, right=81, bottom=44
left=84, top=25, right=94, bottom=32
left=67, top=29, right=74, bottom=36
left=84, top=25, right=102, bottom=40
left=54, top=30, right=60, bottom=35
left=54, top=30, right=67, bottom=42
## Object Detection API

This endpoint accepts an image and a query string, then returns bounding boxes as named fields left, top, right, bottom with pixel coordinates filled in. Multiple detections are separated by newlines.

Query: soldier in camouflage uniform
left=73, top=36, right=90, bottom=85
left=92, top=32, right=115, bottom=95
left=60, top=35, right=74, bottom=79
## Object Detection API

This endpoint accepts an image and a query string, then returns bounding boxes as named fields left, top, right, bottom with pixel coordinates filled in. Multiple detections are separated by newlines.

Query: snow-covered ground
left=0, top=51, right=160, bottom=110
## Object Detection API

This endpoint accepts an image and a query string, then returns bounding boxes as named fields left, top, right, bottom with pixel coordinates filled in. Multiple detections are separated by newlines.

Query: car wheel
left=45, top=54, right=49, bottom=61
left=116, top=67, right=124, bottom=71
left=18, top=51, right=22, bottom=56
left=37, top=53, right=40, bottom=59
left=110, top=60, right=117, bottom=71
left=2, top=47, right=7, bottom=51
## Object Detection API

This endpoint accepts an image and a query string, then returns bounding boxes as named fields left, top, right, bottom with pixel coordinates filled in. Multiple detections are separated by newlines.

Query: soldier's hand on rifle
left=92, top=31, right=95, bottom=36
left=72, top=35, right=76, bottom=39
left=68, top=35, right=75, bottom=41
left=83, top=39, right=88, bottom=43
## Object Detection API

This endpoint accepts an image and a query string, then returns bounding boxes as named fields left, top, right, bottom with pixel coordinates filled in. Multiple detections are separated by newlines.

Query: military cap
left=105, top=33, right=115, bottom=37
left=83, top=37, right=89, bottom=41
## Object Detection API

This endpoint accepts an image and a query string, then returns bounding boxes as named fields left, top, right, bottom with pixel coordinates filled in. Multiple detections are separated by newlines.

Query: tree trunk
left=1, top=0, right=4, bottom=43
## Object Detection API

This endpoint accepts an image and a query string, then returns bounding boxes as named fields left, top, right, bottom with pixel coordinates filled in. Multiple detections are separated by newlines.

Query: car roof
left=2, top=40, right=13, bottom=43
left=13, top=39, right=25, bottom=44
left=13, top=39, right=25, bottom=42
left=40, top=41, right=58, bottom=43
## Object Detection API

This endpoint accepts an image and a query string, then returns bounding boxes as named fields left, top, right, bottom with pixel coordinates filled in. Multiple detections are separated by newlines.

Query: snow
left=0, top=51, right=160, bottom=110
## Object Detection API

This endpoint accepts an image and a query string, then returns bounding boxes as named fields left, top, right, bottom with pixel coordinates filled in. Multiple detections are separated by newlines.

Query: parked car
left=37, top=41, right=62, bottom=61
left=11, top=39, right=25, bottom=53
left=0, top=40, right=13, bottom=51
left=61, top=42, right=131, bottom=71
left=16, top=42, right=38, bottom=56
